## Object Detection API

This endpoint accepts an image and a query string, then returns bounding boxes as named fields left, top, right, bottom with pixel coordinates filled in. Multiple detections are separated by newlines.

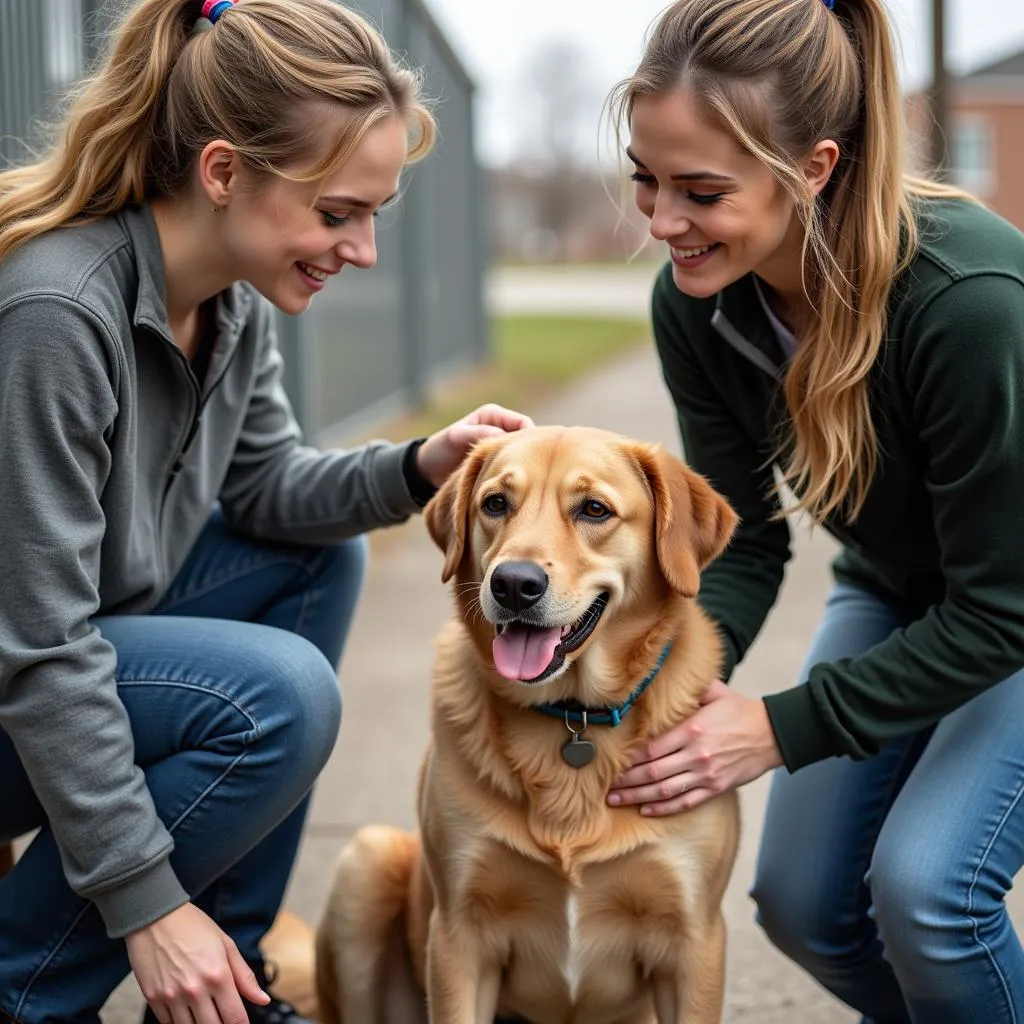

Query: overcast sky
left=416, top=0, right=1024, bottom=166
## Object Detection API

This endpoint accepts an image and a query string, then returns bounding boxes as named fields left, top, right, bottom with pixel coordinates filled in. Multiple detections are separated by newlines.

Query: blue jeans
left=0, top=509, right=367, bottom=1023
left=752, top=582, right=1024, bottom=1024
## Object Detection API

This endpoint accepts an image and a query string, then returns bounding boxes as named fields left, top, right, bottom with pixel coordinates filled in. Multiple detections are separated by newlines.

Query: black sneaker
left=140, top=958, right=314, bottom=1024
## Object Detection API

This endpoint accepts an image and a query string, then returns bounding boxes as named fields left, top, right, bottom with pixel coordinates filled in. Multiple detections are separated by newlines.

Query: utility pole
left=930, top=0, right=949, bottom=179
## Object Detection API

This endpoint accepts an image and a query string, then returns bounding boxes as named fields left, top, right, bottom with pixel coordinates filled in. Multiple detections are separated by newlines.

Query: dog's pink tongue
left=492, top=624, right=562, bottom=680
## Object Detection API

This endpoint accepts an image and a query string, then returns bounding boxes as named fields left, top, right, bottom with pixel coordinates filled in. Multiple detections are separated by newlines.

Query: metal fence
left=0, top=0, right=487, bottom=441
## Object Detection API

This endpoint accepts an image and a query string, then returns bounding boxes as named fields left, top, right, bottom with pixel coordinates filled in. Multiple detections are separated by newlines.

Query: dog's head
left=424, top=425, right=736, bottom=686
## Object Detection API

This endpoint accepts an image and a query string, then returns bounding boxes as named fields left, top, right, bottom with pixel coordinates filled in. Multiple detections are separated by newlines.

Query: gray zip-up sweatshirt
left=0, top=204, right=425, bottom=938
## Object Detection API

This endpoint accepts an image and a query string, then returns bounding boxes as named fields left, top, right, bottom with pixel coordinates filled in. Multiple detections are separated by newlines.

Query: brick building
left=909, top=49, right=1024, bottom=228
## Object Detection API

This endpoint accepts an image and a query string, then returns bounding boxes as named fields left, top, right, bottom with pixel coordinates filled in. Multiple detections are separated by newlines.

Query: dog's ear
left=635, top=445, right=738, bottom=597
left=423, top=444, right=491, bottom=583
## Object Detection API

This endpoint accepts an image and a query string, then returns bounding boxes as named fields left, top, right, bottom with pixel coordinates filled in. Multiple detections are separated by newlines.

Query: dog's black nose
left=490, top=561, right=548, bottom=613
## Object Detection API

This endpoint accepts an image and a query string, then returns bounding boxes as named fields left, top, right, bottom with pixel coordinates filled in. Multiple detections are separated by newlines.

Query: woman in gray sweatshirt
left=0, top=1, right=530, bottom=1020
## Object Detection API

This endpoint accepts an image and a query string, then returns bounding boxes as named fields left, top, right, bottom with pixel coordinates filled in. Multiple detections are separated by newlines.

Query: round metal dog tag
left=561, top=733, right=596, bottom=768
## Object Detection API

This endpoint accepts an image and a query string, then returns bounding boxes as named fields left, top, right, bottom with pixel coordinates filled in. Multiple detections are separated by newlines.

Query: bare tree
left=513, top=38, right=598, bottom=260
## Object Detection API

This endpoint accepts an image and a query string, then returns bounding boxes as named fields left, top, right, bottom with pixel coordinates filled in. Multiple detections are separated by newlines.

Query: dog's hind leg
left=315, top=825, right=426, bottom=1024
left=382, top=913, right=430, bottom=1024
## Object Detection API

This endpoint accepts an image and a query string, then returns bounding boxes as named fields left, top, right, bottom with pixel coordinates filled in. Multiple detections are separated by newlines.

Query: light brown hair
left=0, top=0, right=435, bottom=262
left=609, top=0, right=970, bottom=523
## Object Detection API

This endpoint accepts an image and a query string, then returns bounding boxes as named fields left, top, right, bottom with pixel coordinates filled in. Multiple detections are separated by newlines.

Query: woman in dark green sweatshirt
left=604, top=0, right=1024, bottom=1020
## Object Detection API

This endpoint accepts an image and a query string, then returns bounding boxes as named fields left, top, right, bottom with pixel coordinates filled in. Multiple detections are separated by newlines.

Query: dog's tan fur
left=261, top=909, right=321, bottom=1018
left=316, top=426, right=741, bottom=1024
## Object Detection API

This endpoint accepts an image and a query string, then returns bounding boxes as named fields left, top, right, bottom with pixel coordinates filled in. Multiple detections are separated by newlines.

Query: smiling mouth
left=297, top=261, right=330, bottom=281
left=491, top=593, right=609, bottom=684
left=671, top=242, right=721, bottom=260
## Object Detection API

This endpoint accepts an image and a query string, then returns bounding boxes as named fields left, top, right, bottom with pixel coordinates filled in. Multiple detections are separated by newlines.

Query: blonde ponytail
left=609, top=0, right=972, bottom=523
left=0, top=0, right=196, bottom=260
left=0, top=0, right=435, bottom=263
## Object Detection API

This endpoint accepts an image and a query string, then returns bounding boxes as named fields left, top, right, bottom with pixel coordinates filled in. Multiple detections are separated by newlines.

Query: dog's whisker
left=571, top=608, right=598, bottom=634
left=569, top=594, right=609, bottom=635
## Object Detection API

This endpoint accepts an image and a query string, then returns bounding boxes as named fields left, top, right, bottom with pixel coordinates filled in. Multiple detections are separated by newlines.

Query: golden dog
left=316, top=425, right=740, bottom=1024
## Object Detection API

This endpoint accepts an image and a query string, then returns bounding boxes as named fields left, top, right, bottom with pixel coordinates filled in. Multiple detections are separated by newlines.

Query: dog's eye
left=482, top=493, right=509, bottom=517
left=579, top=499, right=612, bottom=521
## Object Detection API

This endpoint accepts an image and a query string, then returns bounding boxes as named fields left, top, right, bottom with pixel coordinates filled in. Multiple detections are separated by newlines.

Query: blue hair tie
left=822, top=0, right=836, bottom=8
left=202, top=0, right=234, bottom=23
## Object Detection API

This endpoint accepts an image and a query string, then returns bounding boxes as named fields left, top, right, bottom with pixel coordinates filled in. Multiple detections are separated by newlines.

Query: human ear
left=197, top=140, right=241, bottom=208
left=804, top=139, right=840, bottom=197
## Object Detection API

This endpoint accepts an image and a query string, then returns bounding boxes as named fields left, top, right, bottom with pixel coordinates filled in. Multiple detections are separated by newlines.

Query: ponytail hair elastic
left=201, top=0, right=234, bottom=23
left=821, top=0, right=836, bottom=8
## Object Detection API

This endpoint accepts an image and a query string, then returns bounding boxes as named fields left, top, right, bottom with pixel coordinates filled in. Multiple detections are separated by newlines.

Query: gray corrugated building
left=0, top=0, right=487, bottom=439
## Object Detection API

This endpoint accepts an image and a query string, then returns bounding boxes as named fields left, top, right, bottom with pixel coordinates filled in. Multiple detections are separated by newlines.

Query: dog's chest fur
left=421, top=601, right=738, bottom=1021
left=441, top=829, right=708, bottom=1023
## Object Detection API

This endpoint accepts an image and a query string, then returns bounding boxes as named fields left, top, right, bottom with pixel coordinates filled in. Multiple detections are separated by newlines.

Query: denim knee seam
left=13, top=904, right=91, bottom=1021
left=166, top=752, right=249, bottom=833
left=964, top=767, right=1024, bottom=1023
left=117, top=679, right=262, bottom=736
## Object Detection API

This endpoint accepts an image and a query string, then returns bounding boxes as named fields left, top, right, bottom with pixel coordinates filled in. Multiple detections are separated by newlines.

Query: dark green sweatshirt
left=652, top=197, right=1024, bottom=772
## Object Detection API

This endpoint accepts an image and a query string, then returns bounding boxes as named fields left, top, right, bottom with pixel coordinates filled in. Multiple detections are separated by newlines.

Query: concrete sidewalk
left=103, top=337, right=1024, bottom=1022
left=487, top=263, right=663, bottom=316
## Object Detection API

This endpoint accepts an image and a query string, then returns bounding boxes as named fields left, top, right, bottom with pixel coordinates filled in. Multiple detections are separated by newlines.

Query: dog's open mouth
left=492, top=593, right=609, bottom=683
